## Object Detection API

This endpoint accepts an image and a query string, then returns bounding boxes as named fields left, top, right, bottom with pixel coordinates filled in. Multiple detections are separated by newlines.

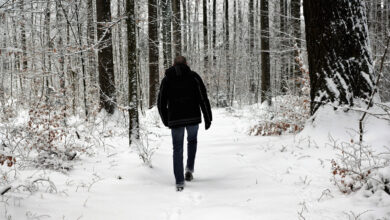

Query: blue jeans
left=171, top=124, right=199, bottom=186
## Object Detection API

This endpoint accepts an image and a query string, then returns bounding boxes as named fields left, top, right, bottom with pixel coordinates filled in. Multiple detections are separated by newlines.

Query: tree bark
left=303, top=0, right=374, bottom=114
left=249, top=0, right=255, bottom=94
left=279, top=0, right=288, bottom=94
left=161, top=0, right=172, bottom=68
left=212, top=0, right=216, bottom=59
left=96, top=0, right=116, bottom=114
left=182, top=0, right=187, bottom=54
left=225, top=0, right=230, bottom=105
left=148, top=0, right=159, bottom=108
left=260, top=0, right=271, bottom=105
left=87, top=0, right=97, bottom=91
left=203, top=0, right=208, bottom=70
left=291, top=0, right=301, bottom=94
left=127, top=0, right=139, bottom=143
left=172, top=0, right=181, bottom=56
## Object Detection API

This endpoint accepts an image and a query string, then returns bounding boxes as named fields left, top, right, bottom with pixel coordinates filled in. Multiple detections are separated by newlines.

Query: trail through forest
left=4, top=108, right=389, bottom=220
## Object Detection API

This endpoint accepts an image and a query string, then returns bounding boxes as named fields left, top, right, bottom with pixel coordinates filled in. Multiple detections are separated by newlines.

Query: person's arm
left=157, top=77, right=169, bottom=127
left=194, top=74, right=212, bottom=129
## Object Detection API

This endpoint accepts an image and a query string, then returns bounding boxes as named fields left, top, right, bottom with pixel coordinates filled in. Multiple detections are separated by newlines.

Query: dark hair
left=174, top=56, right=187, bottom=65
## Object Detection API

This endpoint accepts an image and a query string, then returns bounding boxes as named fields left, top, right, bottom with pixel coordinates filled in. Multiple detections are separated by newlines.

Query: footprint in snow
left=164, top=207, right=182, bottom=220
left=183, top=191, right=203, bottom=205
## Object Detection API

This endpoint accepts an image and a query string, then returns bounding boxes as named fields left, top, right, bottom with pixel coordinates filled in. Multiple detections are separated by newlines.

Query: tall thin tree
left=279, top=0, right=288, bottom=94
left=212, top=0, right=216, bottom=61
left=291, top=0, right=301, bottom=94
left=127, top=0, right=139, bottom=143
left=203, top=0, right=208, bottom=73
left=161, top=0, right=172, bottom=68
left=248, top=0, right=255, bottom=95
left=260, top=0, right=271, bottom=104
left=172, top=0, right=181, bottom=56
left=148, top=0, right=159, bottom=108
left=96, top=0, right=116, bottom=114
left=87, top=0, right=96, bottom=90
left=225, top=0, right=230, bottom=105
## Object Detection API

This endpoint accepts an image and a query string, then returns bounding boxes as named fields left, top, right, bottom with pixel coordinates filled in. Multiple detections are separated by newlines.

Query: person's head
left=173, top=56, right=187, bottom=66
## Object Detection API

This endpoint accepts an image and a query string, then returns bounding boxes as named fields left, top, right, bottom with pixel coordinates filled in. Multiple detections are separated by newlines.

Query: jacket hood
left=165, top=64, right=192, bottom=78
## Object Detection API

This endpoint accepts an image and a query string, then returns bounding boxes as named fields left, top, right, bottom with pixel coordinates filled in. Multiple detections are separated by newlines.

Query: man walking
left=157, top=56, right=212, bottom=191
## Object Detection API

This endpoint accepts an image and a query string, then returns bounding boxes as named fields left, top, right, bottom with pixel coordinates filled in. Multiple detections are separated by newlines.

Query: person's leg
left=185, top=124, right=199, bottom=173
left=171, top=127, right=185, bottom=186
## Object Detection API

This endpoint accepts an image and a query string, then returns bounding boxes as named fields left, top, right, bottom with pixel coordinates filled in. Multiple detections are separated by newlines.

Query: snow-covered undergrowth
left=301, top=104, right=390, bottom=204
left=248, top=94, right=310, bottom=136
left=248, top=62, right=310, bottom=136
left=0, top=104, right=389, bottom=220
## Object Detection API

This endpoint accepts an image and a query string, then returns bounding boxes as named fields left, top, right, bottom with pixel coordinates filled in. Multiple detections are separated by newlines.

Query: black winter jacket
left=157, top=64, right=212, bottom=128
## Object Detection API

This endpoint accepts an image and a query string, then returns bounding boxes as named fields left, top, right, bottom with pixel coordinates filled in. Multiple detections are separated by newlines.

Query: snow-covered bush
left=25, top=90, right=82, bottom=170
left=249, top=94, right=310, bottom=136
left=133, top=129, right=159, bottom=168
left=0, top=90, right=86, bottom=174
left=365, top=166, right=390, bottom=196
left=250, top=47, right=310, bottom=136
left=329, top=137, right=390, bottom=195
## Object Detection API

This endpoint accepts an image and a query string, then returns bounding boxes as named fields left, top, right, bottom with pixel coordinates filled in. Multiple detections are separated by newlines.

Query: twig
left=359, top=35, right=390, bottom=143
left=0, top=186, right=11, bottom=195
left=2, top=178, right=58, bottom=195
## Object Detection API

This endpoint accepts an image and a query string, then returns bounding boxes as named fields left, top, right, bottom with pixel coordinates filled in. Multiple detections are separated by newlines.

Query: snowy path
left=3, top=108, right=389, bottom=220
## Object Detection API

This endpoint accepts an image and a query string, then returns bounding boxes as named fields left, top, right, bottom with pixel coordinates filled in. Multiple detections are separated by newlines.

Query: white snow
left=1, top=106, right=390, bottom=220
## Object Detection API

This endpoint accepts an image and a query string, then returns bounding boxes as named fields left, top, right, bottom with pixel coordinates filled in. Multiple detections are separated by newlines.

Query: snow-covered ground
left=1, top=106, right=390, bottom=220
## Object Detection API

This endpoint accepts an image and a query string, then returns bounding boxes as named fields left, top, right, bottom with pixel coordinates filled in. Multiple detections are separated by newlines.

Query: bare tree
left=127, top=0, right=139, bottom=143
left=260, top=0, right=271, bottom=105
left=161, top=0, right=172, bottom=69
left=249, top=0, right=255, bottom=96
left=203, top=0, right=208, bottom=72
left=148, top=0, right=159, bottom=108
left=97, top=0, right=116, bottom=114
left=291, top=0, right=301, bottom=94
left=172, top=0, right=181, bottom=56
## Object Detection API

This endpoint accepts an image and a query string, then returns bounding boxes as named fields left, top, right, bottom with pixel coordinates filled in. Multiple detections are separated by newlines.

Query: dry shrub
left=26, top=90, right=81, bottom=170
left=250, top=46, right=310, bottom=136
left=0, top=153, right=16, bottom=167
left=250, top=121, right=302, bottom=136
left=329, top=137, right=390, bottom=195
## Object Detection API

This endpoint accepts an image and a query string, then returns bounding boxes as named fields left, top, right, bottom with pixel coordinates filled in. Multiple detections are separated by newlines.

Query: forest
left=0, top=0, right=390, bottom=219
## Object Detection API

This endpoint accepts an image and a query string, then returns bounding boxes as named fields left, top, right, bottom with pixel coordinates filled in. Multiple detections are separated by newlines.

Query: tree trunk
left=203, top=0, right=208, bottom=71
left=172, top=0, right=181, bottom=56
left=21, top=0, right=27, bottom=72
left=87, top=0, right=97, bottom=94
left=225, top=0, right=230, bottom=105
left=279, top=0, right=288, bottom=94
left=75, top=3, right=89, bottom=118
left=44, top=0, right=51, bottom=99
left=231, top=0, right=237, bottom=106
left=291, top=0, right=301, bottom=94
left=249, top=0, right=255, bottom=94
left=260, top=0, right=271, bottom=105
left=182, top=0, right=187, bottom=54
left=161, top=0, right=172, bottom=68
left=212, top=0, right=216, bottom=60
left=96, top=0, right=116, bottom=114
left=148, top=0, right=159, bottom=108
left=127, top=0, right=139, bottom=143
left=303, top=0, right=374, bottom=114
